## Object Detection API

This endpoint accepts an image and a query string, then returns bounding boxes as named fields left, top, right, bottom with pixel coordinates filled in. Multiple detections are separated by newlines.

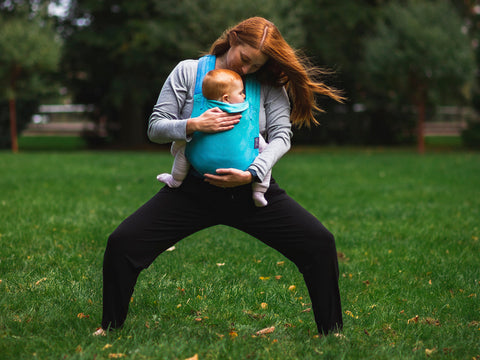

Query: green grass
left=0, top=149, right=479, bottom=359
left=18, top=136, right=88, bottom=151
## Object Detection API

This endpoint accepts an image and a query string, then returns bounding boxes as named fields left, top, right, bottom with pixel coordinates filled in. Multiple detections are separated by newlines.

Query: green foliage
left=60, top=0, right=306, bottom=146
left=462, top=121, right=480, bottom=149
left=0, top=7, right=62, bottom=149
left=0, top=15, right=61, bottom=99
left=0, top=150, right=479, bottom=359
left=361, top=0, right=475, bottom=106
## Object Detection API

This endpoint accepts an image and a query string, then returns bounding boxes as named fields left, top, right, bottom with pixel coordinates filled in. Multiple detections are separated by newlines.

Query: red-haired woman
left=96, top=17, right=344, bottom=336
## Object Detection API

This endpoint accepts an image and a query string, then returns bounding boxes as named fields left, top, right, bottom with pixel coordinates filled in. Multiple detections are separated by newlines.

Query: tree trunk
left=9, top=97, right=18, bottom=153
left=9, top=64, right=21, bottom=153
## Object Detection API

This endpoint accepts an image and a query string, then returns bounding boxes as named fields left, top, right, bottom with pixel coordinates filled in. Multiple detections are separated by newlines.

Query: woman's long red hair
left=210, top=17, right=345, bottom=128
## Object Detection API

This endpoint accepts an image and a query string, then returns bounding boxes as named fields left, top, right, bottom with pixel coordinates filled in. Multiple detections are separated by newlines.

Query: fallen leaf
left=216, top=263, right=225, bottom=266
left=422, top=317, right=440, bottom=326
left=256, top=326, right=275, bottom=335
left=425, top=348, right=437, bottom=356
left=364, top=329, right=370, bottom=336
left=288, top=285, right=296, bottom=291
left=275, top=275, right=282, bottom=280
left=345, top=310, right=358, bottom=319
left=276, top=261, right=285, bottom=266
left=77, top=313, right=89, bottom=319
left=184, top=354, right=198, bottom=360
left=102, top=344, right=113, bottom=350
left=407, top=315, right=419, bottom=324
left=259, top=276, right=270, bottom=281
left=260, top=302, right=268, bottom=309
left=337, top=252, right=350, bottom=262
left=108, top=354, right=126, bottom=359
left=243, top=310, right=265, bottom=320
left=35, top=278, right=47, bottom=286
left=166, top=246, right=176, bottom=251
left=229, top=330, right=238, bottom=338
left=302, top=308, right=312, bottom=313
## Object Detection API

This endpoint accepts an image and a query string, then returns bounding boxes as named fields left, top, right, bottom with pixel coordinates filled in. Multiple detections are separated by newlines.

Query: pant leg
left=227, top=181, right=343, bottom=334
left=101, top=182, right=215, bottom=329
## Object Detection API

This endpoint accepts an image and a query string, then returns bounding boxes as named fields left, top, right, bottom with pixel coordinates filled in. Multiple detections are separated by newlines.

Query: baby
left=157, top=69, right=271, bottom=207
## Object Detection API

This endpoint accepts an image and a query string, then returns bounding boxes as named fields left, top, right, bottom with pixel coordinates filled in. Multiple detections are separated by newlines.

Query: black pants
left=102, top=172, right=343, bottom=334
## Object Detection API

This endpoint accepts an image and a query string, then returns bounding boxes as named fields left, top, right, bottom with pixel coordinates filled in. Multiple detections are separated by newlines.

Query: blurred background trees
left=1, top=0, right=478, bottom=149
left=0, top=0, right=61, bottom=150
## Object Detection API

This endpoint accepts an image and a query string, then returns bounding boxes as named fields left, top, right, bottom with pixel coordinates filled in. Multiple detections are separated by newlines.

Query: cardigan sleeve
left=147, top=60, right=197, bottom=144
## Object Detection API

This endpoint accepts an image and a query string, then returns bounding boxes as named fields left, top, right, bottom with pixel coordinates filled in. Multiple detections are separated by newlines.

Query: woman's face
left=225, top=42, right=269, bottom=76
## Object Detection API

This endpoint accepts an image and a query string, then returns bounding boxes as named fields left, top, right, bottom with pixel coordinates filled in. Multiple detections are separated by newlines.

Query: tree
left=0, top=11, right=61, bottom=151
left=60, top=0, right=304, bottom=147
left=361, top=0, right=475, bottom=153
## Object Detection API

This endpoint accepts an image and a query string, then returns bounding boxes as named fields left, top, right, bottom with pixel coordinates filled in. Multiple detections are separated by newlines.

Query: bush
left=0, top=99, right=38, bottom=149
left=461, top=121, right=480, bottom=149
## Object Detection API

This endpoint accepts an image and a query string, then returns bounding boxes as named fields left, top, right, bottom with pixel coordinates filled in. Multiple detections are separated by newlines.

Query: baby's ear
left=222, top=94, right=229, bottom=103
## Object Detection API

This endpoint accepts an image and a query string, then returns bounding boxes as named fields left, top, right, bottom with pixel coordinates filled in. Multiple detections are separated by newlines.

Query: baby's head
left=202, top=69, right=245, bottom=104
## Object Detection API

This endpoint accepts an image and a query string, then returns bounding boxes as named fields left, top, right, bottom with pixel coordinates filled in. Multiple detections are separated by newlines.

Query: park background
left=1, top=1, right=480, bottom=359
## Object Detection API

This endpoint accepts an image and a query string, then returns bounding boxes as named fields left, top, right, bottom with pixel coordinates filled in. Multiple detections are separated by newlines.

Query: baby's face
left=227, top=79, right=246, bottom=104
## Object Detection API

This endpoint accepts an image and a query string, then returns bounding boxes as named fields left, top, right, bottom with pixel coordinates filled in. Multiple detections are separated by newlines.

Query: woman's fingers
left=198, top=108, right=241, bottom=133
left=204, top=169, right=252, bottom=188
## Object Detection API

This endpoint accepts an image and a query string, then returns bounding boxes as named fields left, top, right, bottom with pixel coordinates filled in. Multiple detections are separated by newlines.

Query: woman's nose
left=242, top=65, right=251, bottom=74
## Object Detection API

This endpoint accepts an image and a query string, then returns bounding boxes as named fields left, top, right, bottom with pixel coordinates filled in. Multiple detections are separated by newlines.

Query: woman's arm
left=148, top=60, right=196, bottom=144
left=248, top=85, right=292, bottom=181
left=148, top=60, right=241, bottom=144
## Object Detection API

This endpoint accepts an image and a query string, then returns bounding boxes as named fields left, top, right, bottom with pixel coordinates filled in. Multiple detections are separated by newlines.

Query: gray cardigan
left=148, top=59, right=293, bottom=181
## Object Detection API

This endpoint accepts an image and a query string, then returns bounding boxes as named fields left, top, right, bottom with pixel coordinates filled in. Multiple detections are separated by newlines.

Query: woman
left=96, top=17, right=344, bottom=336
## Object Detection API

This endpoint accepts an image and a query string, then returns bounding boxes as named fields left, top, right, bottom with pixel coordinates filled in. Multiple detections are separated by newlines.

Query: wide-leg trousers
left=101, top=172, right=343, bottom=334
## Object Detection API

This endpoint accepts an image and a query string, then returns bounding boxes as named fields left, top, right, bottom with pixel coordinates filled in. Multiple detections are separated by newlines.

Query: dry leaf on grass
left=35, top=278, right=47, bottom=286
left=256, top=326, right=275, bottom=335
left=407, top=315, right=419, bottom=324
left=184, top=354, right=198, bottom=360
left=108, top=354, right=126, bottom=359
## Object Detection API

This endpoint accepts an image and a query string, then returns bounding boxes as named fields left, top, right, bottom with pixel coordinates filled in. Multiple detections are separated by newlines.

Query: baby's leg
left=252, top=136, right=270, bottom=207
left=252, top=170, right=271, bottom=207
left=157, top=143, right=189, bottom=188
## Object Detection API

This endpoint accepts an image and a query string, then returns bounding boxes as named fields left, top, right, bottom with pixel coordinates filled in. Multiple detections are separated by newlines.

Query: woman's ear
left=229, top=31, right=238, bottom=46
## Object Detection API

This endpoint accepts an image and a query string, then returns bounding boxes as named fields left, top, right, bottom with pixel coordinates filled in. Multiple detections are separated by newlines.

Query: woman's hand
left=186, top=108, right=241, bottom=135
left=204, top=168, right=253, bottom=188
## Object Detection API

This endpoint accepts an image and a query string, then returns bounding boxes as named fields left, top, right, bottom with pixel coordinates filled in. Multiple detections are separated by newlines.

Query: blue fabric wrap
left=185, top=55, right=260, bottom=175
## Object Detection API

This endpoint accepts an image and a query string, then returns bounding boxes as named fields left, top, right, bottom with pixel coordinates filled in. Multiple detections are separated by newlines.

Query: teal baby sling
left=184, top=55, right=260, bottom=175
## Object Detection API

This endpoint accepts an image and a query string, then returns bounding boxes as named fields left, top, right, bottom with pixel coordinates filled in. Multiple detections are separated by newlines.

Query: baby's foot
left=253, top=192, right=268, bottom=207
left=157, top=174, right=182, bottom=188
left=92, top=327, right=106, bottom=336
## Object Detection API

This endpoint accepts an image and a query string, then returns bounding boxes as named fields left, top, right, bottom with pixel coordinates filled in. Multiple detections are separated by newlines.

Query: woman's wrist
left=186, top=117, right=198, bottom=135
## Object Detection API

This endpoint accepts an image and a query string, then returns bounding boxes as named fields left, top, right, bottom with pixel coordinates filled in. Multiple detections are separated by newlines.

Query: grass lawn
left=0, top=148, right=479, bottom=359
